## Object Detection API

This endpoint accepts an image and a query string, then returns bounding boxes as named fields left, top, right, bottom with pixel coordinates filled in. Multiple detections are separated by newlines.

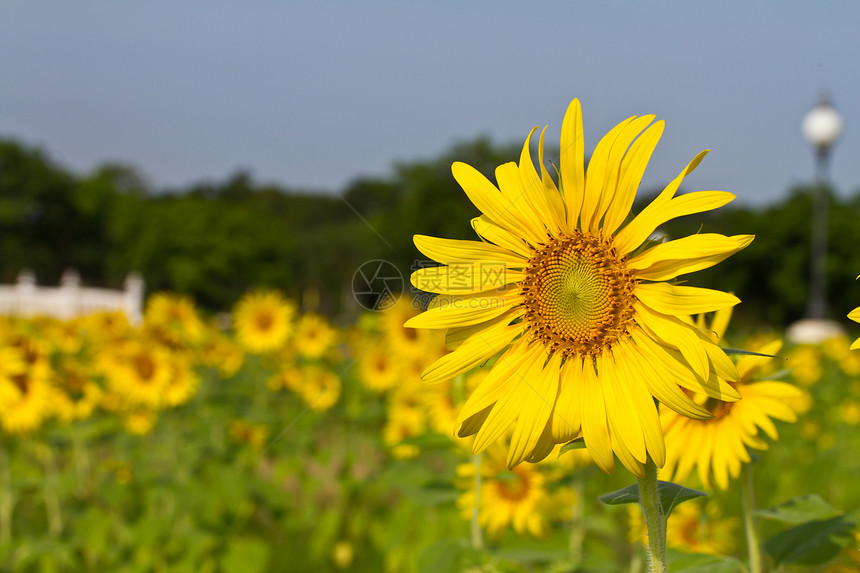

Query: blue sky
left=1, top=1, right=858, bottom=205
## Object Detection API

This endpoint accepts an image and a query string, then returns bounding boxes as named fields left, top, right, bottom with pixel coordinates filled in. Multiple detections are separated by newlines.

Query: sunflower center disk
left=521, top=231, right=636, bottom=358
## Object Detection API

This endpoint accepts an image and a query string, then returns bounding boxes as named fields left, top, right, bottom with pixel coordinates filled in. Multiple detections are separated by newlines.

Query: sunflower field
left=0, top=287, right=856, bottom=572
left=3, top=99, right=860, bottom=573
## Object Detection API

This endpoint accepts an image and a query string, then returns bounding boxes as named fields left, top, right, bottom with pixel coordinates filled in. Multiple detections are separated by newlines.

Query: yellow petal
left=600, top=352, right=647, bottom=472
left=613, top=341, right=666, bottom=467
left=628, top=234, right=754, bottom=281
left=518, top=130, right=564, bottom=237
left=635, top=302, right=710, bottom=382
left=551, top=358, right=584, bottom=442
left=627, top=336, right=712, bottom=419
left=496, top=162, right=547, bottom=241
left=580, top=358, right=615, bottom=473
left=507, top=349, right=560, bottom=468
left=586, top=115, right=656, bottom=233
left=414, top=235, right=528, bottom=267
left=452, top=162, right=541, bottom=244
left=559, top=99, right=585, bottom=229
left=471, top=216, right=533, bottom=258
left=404, top=289, right=521, bottom=329
left=636, top=283, right=740, bottom=316
left=472, top=344, right=545, bottom=454
left=538, top=126, right=568, bottom=233
left=603, top=121, right=664, bottom=234
left=580, top=115, right=637, bottom=232
left=421, top=316, right=521, bottom=383
left=616, top=189, right=734, bottom=255
left=411, top=263, right=523, bottom=295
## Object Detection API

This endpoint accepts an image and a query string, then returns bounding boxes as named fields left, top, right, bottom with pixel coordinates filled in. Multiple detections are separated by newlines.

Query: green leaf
left=756, top=494, right=843, bottom=524
left=764, top=513, right=858, bottom=567
left=666, top=550, right=744, bottom=572
left=559, top=437, right=586, bottom=455
left=721, top=347, right=783, bottom=359
left=599, top=481, right=707, bottom=517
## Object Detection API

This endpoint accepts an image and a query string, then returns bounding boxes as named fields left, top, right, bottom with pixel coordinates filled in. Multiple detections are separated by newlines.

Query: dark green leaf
left=559, top=437, right=586, bottom=455
left=764, top=514, right=858, bottom=567
left=599, top=481, right=707, bottom=517
left=722, top=347, right=784, bottom=359
left=756, top=494, right=842, bottom=524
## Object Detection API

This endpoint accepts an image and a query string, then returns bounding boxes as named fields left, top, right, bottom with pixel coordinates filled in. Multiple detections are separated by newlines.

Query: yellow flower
left=661, top=339, right=808, bottom=489
left=293, top=365, right=341, bottom=412
left=357, top=342, right=400, bottom=392
left=50, top=358, right=103, bottom=422
left=456, top=442, right=553, bottom=538
left=124, top=408, right=158, bottom=435
left=380, top=299, right=425, bottom=358
left=100, top=341, right=173, bottom=409
left=144, top=292, right=205, bottom=347
left=0, top=364, right=53, bottom=434
left=162, top=358, right=199, bottom=408
left=294, top=313, right=337, bottom=359
left=406, top=99, right=750, bottom=474
left=233, top=290, right=295, bottom=354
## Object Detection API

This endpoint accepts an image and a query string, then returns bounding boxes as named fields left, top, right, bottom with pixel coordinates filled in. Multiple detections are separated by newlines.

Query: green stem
left=0, top=442, right=11, bottom=545
left=470, top=453, right=484, bottom=551
left=638, top=457, right=668, bottom=573
left=741, top=463, right=764, bottom=573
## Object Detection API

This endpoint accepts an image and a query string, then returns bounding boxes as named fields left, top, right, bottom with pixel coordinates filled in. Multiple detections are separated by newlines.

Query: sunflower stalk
left=741, top=463, right=764, bottom=573
left=638, top=457, right=668, bottom=573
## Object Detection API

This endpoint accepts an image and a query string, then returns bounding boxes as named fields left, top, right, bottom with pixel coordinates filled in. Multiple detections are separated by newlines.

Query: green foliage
left=559, top=436, right=586, bottom=454
left=755, top=494, right=843, bottom=524
left=599, top=481, right=707, bottom=518
left=764, top=513, right=858, bottom=567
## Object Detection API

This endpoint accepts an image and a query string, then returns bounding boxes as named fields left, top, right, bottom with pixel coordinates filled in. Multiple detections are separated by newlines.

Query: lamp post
left=801, top=94, right=842, bottom=320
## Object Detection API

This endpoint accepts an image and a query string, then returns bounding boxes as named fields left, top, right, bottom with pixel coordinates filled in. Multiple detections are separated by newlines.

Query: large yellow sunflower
left=407, top=99, right=752, bottom=475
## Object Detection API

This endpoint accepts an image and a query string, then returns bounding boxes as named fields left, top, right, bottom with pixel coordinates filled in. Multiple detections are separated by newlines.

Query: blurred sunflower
left=456, top=441, right=554, bottom=538
left=144, top=292, right=205, bottom=346
left=294, top=313, right=337, bottom=359
left=124, top=408, right=158, bottom=435
left=200, top=333, right=245, bottom=378
left=100, top=341, right=173, bottom=409
left=357, top=342, right=399, bottom=392
left=0, top=363, right=54, bottom=434
left=233, top=290, right=295, bottom=354
left=661, top=338, right=808, bottom=489
left=407, top=99, right=750, bottom=473
left=628, top=500, right=738, bottom=555
left=293, top=365, right=341, bottom=412
left=162, top=358, right=199, bottom=408
left=51, top=358, right=102, bottom=422
left=380, top=299, right=425, bottom=358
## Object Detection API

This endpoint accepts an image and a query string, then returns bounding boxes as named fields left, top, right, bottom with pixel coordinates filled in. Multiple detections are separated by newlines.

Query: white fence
left=0, top=270, right=144, bottom=325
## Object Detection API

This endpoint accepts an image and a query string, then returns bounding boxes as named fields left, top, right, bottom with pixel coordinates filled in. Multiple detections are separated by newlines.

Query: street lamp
left=801, top=93, right=842, bottom=320
left=788, top=93, right=844, bottom=343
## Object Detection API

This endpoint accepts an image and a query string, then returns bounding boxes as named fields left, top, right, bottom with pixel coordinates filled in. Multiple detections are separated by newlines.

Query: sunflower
left=357, top=342, right=400, bottom=392
left=661, top=339, right=808, bottom=490
left=162, top=358, right=199, bottom=408
left=100, top=341, right=173, bottom=409
left=50, top=358, right=103, bottom=422
left=0, top=362, right=54, bottom=434
left=233, top=290, right=295, bottom=354
left=406, top=99, right=751, bottom=474
left=294, top=313, right=337, bottom=359
left=144, top=292, right=205, bottom=347
left=456, top=441, right=554, bottom=538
